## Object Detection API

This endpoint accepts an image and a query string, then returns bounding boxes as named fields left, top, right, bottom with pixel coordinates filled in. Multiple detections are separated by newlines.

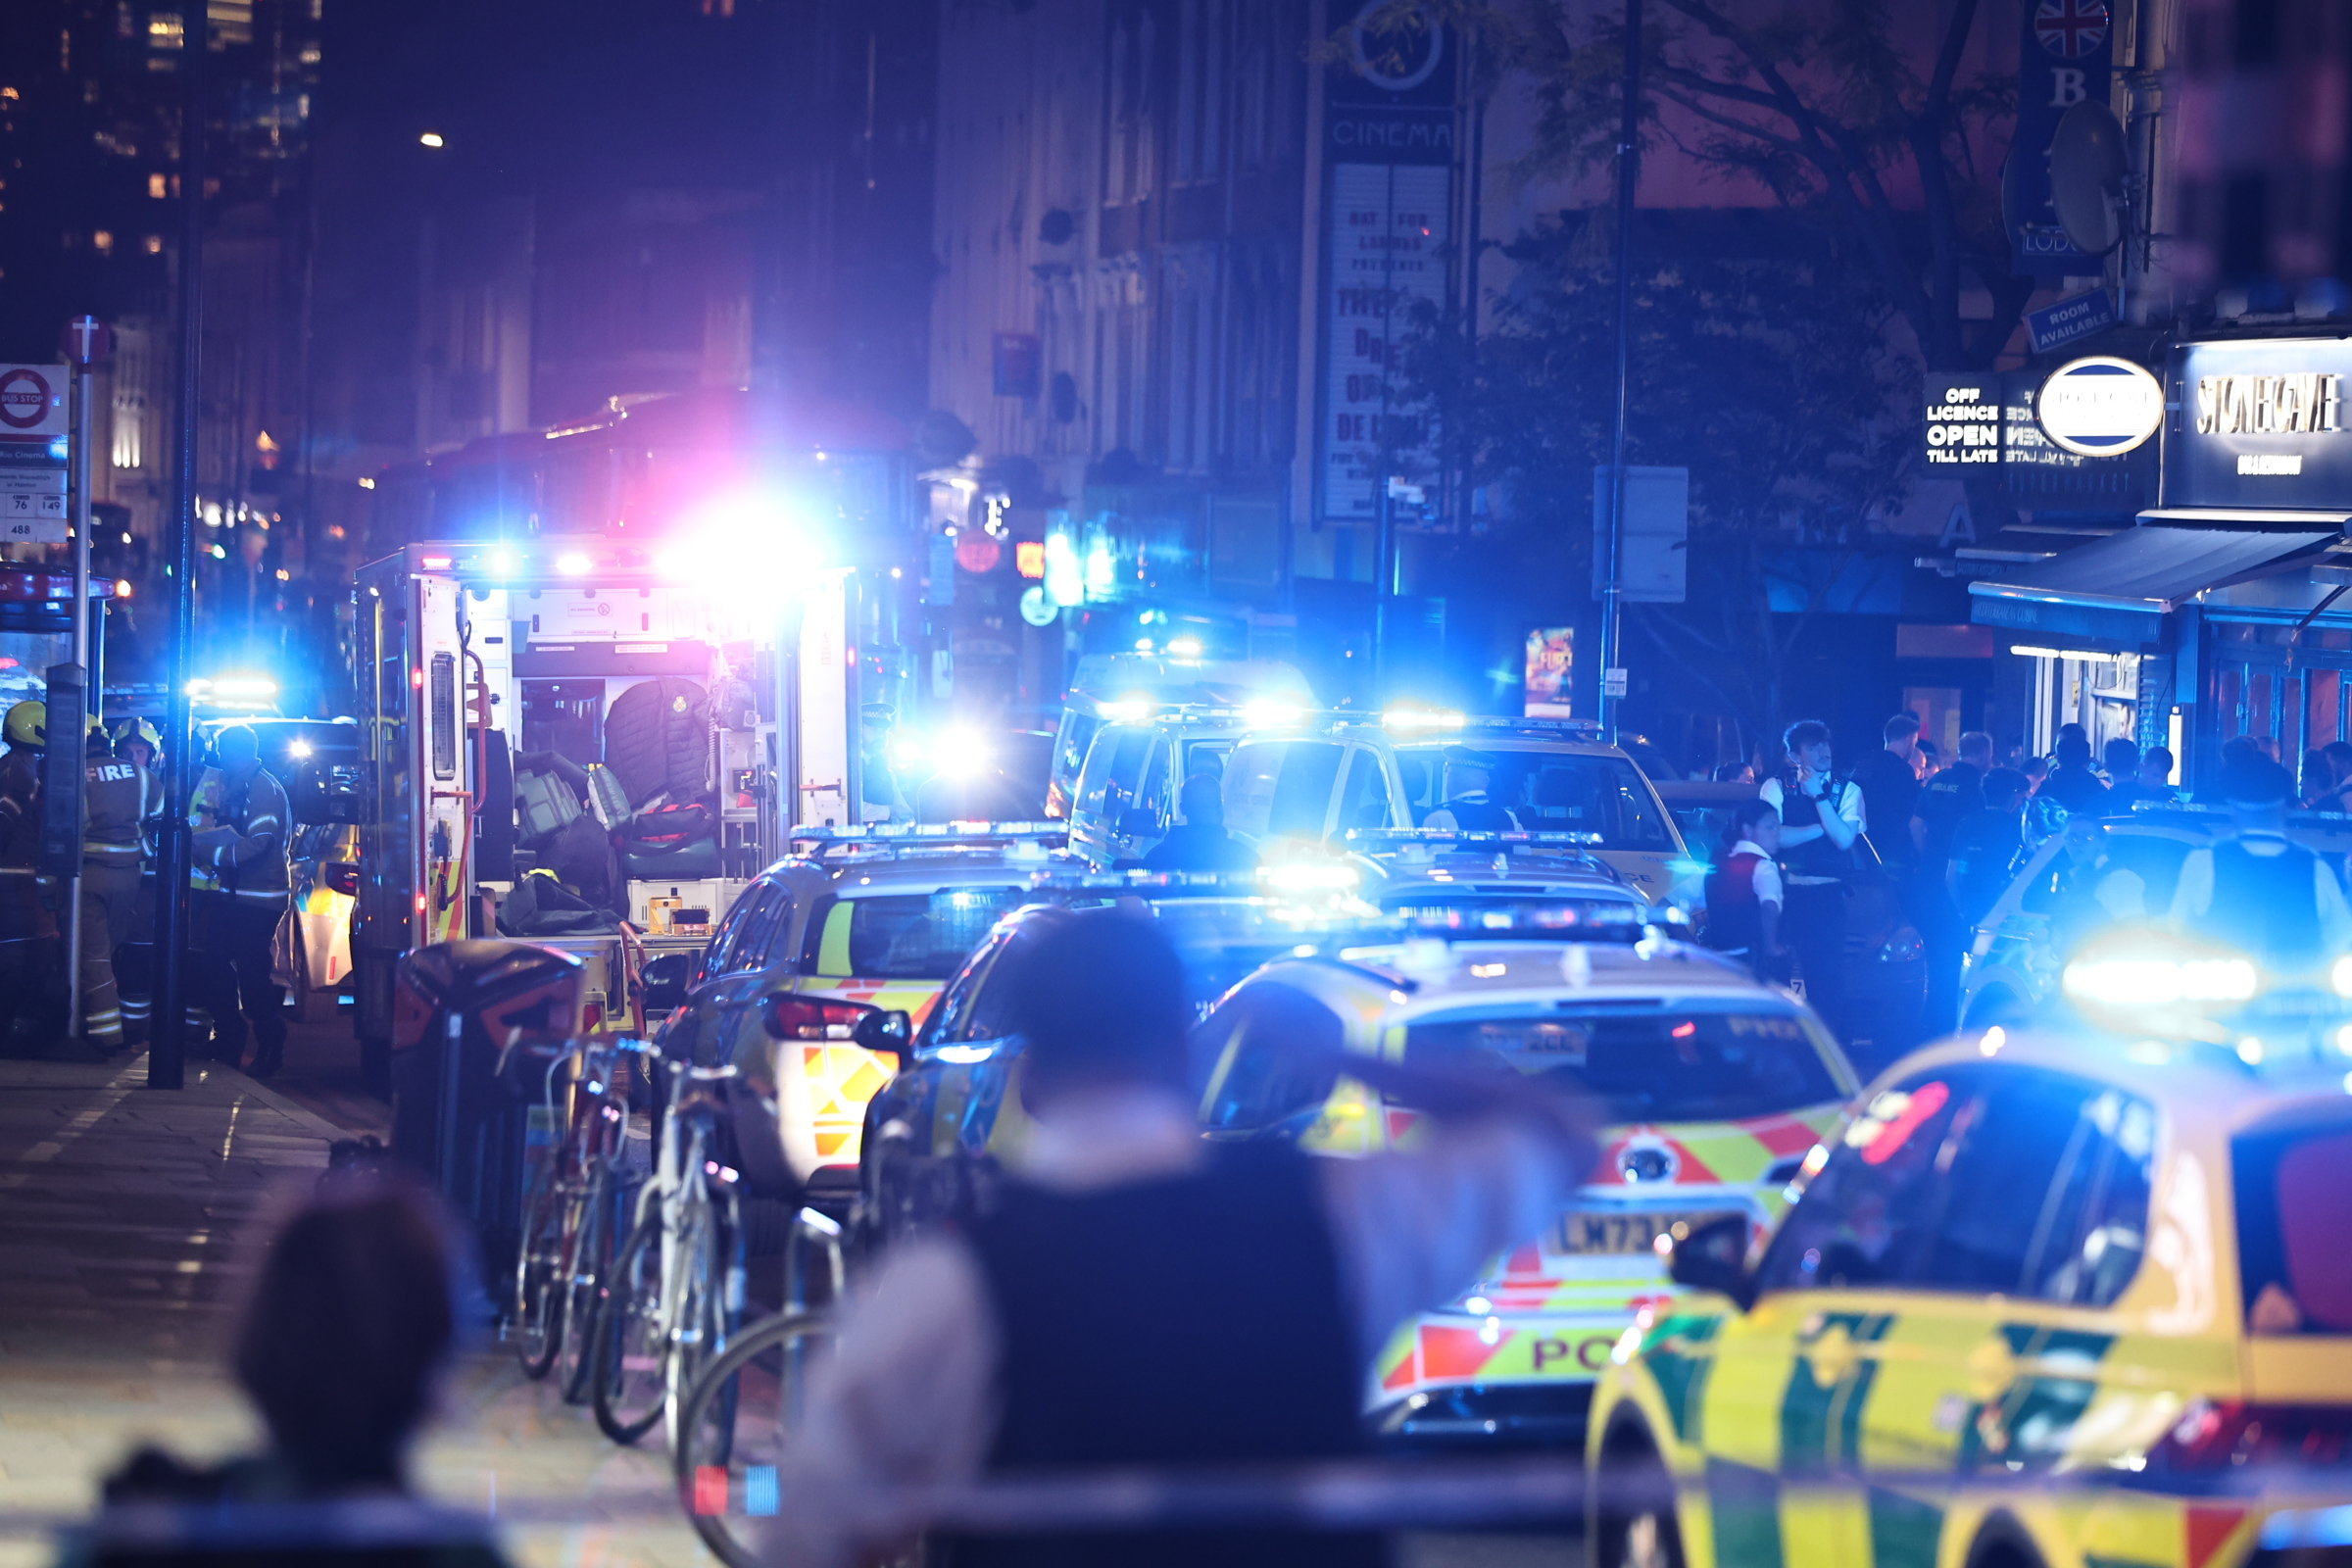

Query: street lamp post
left=1598, top=0, right=1642, bottom=740
left=149, top=0, right=206, bottom=1092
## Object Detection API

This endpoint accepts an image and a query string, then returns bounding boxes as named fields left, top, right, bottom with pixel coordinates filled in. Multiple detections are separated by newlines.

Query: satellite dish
left=2048, top=101, right=2129, bottom=256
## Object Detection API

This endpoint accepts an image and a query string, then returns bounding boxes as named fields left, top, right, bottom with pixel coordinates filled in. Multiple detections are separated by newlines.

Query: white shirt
left=1756, top=776, right=1864, bottom=885
left=1727, top=839, right=1784, bottom=907
left=2169, top=832, right=2352, bottom=956
left=764, top=1085, right=1591, bottom=1566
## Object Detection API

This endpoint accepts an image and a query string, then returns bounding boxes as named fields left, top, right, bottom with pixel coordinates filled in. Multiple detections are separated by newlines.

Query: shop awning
left=1968, top=524, right=2338, bottom=645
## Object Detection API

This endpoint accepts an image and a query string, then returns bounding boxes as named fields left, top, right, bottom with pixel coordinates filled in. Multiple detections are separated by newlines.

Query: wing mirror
left=1659, top=1212, right=1756, bottom=1311
left=1117, top=807, right=1164, bottom=840
left=763, top=993, right=912, bottom=1057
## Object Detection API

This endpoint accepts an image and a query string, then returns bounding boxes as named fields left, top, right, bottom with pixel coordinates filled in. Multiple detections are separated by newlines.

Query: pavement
left=0, top=1018, right=708, bottom=1568
left=0, top=1012, right=1567, bottom=1568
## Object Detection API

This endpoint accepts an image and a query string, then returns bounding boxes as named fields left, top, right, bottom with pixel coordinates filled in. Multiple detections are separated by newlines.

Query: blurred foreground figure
left=76, top=1171, right=509, bottom=1567
left=766, top=907, right=1596, bottom=1568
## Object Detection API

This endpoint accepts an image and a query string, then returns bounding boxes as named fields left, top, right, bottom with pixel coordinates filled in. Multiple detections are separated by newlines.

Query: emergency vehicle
left=650, top=821, right=1073, bottom=1210
left=1195, top=928, right=1852, bottom=1442
left=350, top=534, right=887, bottom=1084
left=1592, top=1027, right=2352, bottom=1568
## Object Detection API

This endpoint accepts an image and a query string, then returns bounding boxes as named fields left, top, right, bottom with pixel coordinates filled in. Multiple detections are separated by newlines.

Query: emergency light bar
left=790, top=821, right=1070, bottom=856
left=1025, top=867, right=1353, bottom=896
left=1343, top=829, right=1605, bottom=850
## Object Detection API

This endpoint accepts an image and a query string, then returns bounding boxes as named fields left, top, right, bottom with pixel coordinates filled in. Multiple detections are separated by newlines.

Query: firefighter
left=111, top=719, right=164, bottom=1043
left=189, top=724, right=293, bottom=1076
left=78, top=718, right=152, bottom=1053
left=0, top=701, right=62, bottom=1051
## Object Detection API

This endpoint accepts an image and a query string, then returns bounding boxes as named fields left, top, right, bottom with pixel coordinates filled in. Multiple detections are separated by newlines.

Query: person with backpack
left=1702, top=797, right=1787, bottom=981
left=763, top=908, right=1596, bottom=1568
left=2170, top=756, right=2352, bottom=965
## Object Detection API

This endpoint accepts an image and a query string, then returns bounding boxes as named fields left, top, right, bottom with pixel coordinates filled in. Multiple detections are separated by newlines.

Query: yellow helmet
left=114, top=717, right=162, bottom=758
left=3, top=701, right=44, bottom=749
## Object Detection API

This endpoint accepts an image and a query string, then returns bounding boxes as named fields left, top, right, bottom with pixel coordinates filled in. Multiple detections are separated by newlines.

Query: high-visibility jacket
left=83, top=755, right=151, bottom=871
left=188, top=763, right=290, bottom=906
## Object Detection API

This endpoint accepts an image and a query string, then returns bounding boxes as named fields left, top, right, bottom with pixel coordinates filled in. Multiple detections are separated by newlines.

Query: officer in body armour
left=2169, top=756, right=2352, bottom=964
left=763, top=908, right=1596, bottom=1568
left=1756, top=718, right=1866, bottom=1039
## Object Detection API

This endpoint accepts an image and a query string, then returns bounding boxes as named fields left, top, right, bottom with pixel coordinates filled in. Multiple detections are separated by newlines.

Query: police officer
left=189, top=724, right=293, bottom=1076
left=1423, top=747, right=1517, bottom=831
left=1757, top=718, right=1865, bottom=1040
left=78, top=718, right=152, bottom=1053
left=762, top=908, right=1595, bottom=1568
left=0, top=700, right=62, bottom=1050
left=2169, top=756, right=2352, bottom=963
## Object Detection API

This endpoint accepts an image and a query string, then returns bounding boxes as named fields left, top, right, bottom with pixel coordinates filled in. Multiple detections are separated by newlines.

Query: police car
left=1195, top=922, right=1853, bottom=1444
left=1960, top=807, right=2352, bottom=1032
left=853, top=869, right=1384, bottom=1247
left=1589, top=1023, right=2352, bottom=1568
left=651, top=823, right=1073, bottom=1210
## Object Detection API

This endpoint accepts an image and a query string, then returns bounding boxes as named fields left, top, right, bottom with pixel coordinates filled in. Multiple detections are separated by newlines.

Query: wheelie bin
left=389, top=940, right=584, bottom=1283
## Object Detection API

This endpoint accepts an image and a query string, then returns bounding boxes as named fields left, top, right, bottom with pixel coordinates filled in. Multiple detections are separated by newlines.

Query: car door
left=1853, top=1070, right=2182, bottom=1499
left=1694, top=1067, right=1982, bottom=1568
left=861, top=927, right=1012, bottom=1238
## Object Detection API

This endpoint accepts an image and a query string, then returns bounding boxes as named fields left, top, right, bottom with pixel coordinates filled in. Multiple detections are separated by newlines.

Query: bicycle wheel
left=589, top=1208, right=670, bottom=1445
left=663, top=1196, right=743, bottom=1454
left=557, top=1165, right=628, bottom=1405
left=511, top=1165, right=567, bottom=1380
left=673, top=1311, right=835, bottom=1568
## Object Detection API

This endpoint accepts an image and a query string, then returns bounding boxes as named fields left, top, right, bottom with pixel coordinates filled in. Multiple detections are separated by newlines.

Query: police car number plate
left=1553, top=1210, right=1735, bottom=1255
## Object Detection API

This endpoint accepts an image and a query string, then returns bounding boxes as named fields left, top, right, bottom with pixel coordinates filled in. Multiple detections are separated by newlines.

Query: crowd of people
left=0, top=703, right=292, bottom=1071
left=1700, top=710, right=2352, bottom=1041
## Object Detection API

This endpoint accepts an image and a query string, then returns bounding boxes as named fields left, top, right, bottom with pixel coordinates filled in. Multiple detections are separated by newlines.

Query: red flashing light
left=419, top=554, right=455, bottom=570
left=410, top=666, right=424, bottom=689
left=1015, top=541, right=1047, bottom=579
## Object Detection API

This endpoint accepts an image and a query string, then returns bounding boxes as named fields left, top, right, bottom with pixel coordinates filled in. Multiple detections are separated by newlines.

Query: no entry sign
left=0, top=366, right=68, bottom=436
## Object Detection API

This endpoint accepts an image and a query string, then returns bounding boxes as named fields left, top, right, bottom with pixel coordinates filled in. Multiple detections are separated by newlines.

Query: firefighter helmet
left=3, top=701, right=44, bottom=749
left=114, top=717, right=162, bottom=759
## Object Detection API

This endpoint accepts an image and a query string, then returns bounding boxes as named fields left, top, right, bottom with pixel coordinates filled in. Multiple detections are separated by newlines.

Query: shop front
left=1966, top=334, right=2352, bottom=790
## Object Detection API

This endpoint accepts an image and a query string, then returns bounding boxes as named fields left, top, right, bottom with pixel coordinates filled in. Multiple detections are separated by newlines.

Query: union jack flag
left=2034, top=0, right=2110, bottom=60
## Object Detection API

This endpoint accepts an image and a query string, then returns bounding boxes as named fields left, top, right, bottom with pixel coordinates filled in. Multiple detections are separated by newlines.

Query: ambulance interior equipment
left=353, top=540, right=874, bottom=1080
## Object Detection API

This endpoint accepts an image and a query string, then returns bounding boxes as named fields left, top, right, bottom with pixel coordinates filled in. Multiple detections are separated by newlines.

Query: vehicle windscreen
left=824, top=888, right=1033, bottom=980
left=2235, top=1120, right=2352, bottom=1335
left=1061, top=895, right=1380, bottom=1006
left=2018, top=830, right=2195, bottom=921
left=1222, top=740, right=1346, bottom=841
left=1399, top=1004, right=1838, bottom=1124
left=1399, top=745, right=1676, bottom=852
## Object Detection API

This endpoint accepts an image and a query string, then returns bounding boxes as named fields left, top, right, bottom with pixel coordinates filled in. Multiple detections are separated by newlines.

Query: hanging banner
left=2004, top=0, right=2115, bottom=274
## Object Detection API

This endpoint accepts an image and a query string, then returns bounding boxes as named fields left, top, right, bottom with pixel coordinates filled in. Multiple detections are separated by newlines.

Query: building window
left=147, top=172, right=166, bottom=197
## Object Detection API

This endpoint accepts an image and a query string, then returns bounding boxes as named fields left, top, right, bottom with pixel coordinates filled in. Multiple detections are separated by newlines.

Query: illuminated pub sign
left=2166, top=336, right=2352, bottom=510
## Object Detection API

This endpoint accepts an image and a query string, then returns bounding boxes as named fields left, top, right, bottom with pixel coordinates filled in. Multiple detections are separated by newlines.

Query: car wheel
left=1963, top=987, right=2027, bottom=1032
left=1591, top=1431, right=1684, bottom=1568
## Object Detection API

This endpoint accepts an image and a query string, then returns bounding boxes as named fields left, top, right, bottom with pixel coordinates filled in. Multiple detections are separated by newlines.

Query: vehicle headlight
left=2062, top=954, right=2260, bottom=1006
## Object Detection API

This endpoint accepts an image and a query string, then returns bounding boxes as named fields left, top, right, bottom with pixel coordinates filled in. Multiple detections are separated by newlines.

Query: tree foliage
left=1402, top=216, right=1915, bottom=747
left=1494, top=0, right=2027, bottom=369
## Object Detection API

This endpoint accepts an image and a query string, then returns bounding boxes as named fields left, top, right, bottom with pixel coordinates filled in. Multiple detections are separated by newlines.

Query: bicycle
left=511, top=1035, right=647, bottom=1400
left=588, top=1048, right=747, bottom=1447
left=672, top=1209, right=847, bottom=1568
